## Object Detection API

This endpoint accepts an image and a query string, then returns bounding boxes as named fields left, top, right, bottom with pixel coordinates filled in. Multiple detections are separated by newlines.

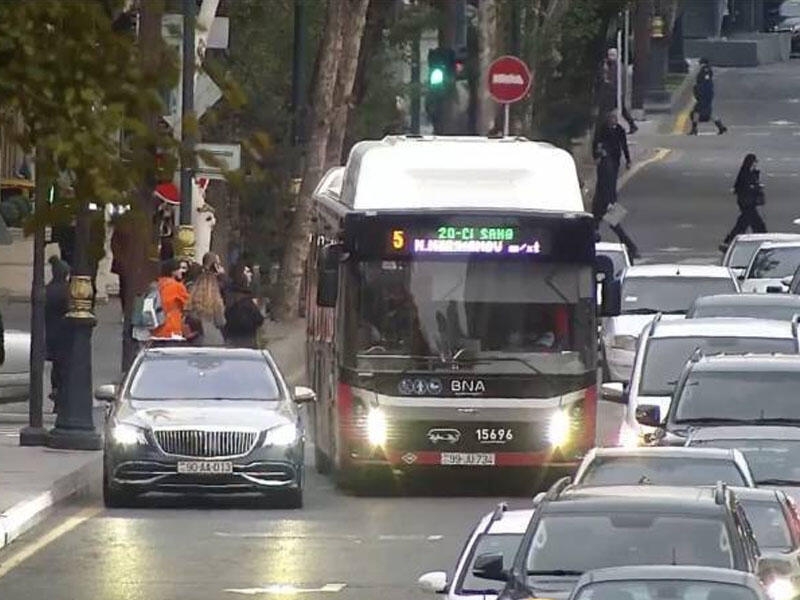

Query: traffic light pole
left=178, top=0, right=196, bottom=262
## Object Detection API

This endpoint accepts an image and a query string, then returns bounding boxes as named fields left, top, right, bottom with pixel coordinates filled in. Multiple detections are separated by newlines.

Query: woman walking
left=186, top=263, right=226, bottom=346
left=720, top=153, right=766, bottom=252
left=224, top=263, right=264, bottom=349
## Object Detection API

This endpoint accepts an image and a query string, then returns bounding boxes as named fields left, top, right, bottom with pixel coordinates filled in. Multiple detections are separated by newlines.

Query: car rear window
left=129, top=356, right=280, bottom=401
left=574, top=580, right=758, bottom=600
left=579, top=456, right=746, bottom=487
left=689, top=303, right=800, bottom=321
left=749, top=247, right=800, bottom=279
left=621, top=277, right=736, bottom=315
left=727, top=240, right=761, bottom=269
left=739, top=499, right=792, bottom=552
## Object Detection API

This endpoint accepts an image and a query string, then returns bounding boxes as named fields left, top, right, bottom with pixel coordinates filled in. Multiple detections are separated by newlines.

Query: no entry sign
left=488, top=55, right=532, bottom=104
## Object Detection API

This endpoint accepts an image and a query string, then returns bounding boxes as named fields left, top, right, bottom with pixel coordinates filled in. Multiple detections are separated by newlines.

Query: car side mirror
left=635, top=404, right=662, bottom=427
left=601, top=382, right=626, bottom=404
left=94, top=384, right=119, bottom=402
left=316, top=243, right=343, bottom=308
left=293, top=386, right=316, bottom=404
left=472, top=552, right=507, bottom=582
left=417, top=571, right=448, bottom=594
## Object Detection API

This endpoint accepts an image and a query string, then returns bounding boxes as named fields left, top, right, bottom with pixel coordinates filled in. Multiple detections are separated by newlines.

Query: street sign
left=487, top=55, right=532, bottom=104
left=196, top=143, right=241, bottom=180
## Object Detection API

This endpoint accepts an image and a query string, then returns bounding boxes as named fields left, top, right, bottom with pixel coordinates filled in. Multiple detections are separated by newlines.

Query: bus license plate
left=177, top=461, right=233, bottom=474
left=440, top=453, right=496, bottom=466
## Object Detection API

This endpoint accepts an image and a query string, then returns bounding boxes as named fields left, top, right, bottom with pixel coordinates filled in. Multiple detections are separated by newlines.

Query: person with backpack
left=224, top=262, right=264, bottom=349
left=151, top=258, right=189, bottom=341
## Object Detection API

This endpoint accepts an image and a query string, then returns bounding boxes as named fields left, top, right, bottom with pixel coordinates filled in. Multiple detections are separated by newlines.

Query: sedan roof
left=651, top=317, right=794, bottom=339
left=692, top=293, right=800, bottom=308
left=733, top=233, right=800, bottom=243
left=624, top=264, right=733, bottom=279
left=575, top=565, right=760, bottom=586
left=690, top=354, right=800, bottom=372
left=143, top=347, right=270, bottom=360
left=688, top=425, right=800, bottom=442
left=584, top=446, right=739, bottom=461
left=550, top=485, right=724, bottom=515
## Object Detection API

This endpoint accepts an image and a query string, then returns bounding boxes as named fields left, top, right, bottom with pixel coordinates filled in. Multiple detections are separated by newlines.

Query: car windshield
left=578, top=456, right=746, bottom=487
left=621, top=277, right=736, bottom=315
left=573, top=580, right=758, bottom=600
left=748, top=247, right=800, bottom=279
left=675, top=371, right=800, bottom=423
left=458, top=533, right=523, bottom=594
left=639, top=337, right=796, bottom=396
left=128, top=356, right=280, bottom=401
left=690, top=439, right=800, bottom=486
left=525, top=514, right=734, bottom=577
left=690, top=302, right=800, bottom=321
left=727, top=240, right=763, bottom=269
left=739, top=499, right=792, bottom=552
left=344, top=260, right=595, bottom=375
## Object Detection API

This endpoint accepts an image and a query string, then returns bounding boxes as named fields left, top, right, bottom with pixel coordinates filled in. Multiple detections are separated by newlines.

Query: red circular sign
left=488, top=55, right=532, bottom=104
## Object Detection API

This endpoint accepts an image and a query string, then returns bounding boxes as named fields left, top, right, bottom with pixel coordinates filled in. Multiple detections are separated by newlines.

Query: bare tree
left=325, top=0, right=370, bottom=170
left=477, top=0, right=497, bottom=134
left=275, top=0, right=345, bottom=320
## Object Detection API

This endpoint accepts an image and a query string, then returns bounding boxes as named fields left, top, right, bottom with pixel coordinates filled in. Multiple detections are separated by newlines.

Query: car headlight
left=263, top=423, right=298, bottom=447
left=366, top=408, right=387, bottom=447
left=547, top=410, right=571, bottom=447
left=110, top=423, right=147, bottom=446
left=611, top=335, right=638, bottom=351
left=767, top=578, right=795, bottom=600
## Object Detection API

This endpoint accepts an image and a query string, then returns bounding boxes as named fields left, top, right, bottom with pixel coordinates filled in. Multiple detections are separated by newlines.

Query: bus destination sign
left=389, top=225, right=543, bottom=256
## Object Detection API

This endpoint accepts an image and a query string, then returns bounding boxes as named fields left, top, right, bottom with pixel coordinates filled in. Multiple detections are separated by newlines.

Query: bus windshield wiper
left=456, top=354, right=546, bottom=376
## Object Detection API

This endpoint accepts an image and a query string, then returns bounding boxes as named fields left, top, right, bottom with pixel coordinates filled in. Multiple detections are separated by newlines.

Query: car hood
left=608, top=313, right=684, bottom=337
left=119, top=400, right=292, bottom=431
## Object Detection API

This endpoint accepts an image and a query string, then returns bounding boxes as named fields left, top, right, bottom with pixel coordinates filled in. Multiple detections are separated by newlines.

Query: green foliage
left=0, top=0, right=178, bottom=228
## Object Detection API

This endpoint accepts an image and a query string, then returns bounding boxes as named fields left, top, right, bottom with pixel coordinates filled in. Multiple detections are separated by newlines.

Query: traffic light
left=427, top=47, right=455, bottom=89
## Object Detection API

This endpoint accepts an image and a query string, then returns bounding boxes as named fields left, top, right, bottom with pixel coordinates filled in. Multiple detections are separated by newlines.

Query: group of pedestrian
left=148, top=252, right=264, bottom=349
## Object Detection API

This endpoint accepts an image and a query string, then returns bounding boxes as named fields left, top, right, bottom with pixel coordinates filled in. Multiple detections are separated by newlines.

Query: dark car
left=567, top=565, right=769, bottom=600
left=687, top=294, right=800, bottom=321
left=476, top=483, right=762, bottom=600
left=96, top=346, right=316, bottom=508
left=638, top=354, right=800, bottom=447
left=687, top=426, right=800, bottom=502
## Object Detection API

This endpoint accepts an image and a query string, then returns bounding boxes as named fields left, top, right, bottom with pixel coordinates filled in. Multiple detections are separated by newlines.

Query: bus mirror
left=316, top=243, right=342, bottom=308
left=601, top=279, right=621, bottom=317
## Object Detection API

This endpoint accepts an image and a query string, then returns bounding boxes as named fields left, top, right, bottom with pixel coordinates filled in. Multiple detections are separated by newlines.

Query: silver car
left=418, top=504, right=532, bottom=600
left=97, top=346, right=316, bottom=508
left=742, top=240, right=800, bottom=294
left=0, top=326, right=30, bottom=403
left=722, top=233, right=800, bottom=281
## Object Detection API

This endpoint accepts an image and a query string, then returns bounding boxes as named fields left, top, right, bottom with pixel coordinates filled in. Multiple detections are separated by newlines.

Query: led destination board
left=390, top=225, right=542, bottom=256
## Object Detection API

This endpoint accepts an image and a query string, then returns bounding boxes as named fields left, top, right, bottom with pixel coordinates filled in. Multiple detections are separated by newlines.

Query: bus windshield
left=343, top=259, right=595, bottom=374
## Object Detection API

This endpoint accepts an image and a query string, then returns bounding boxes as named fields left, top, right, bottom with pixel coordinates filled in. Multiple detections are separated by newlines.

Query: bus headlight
left=367, top=409, right=387, bottom=447
left=547, top=410, right=571, bottom=448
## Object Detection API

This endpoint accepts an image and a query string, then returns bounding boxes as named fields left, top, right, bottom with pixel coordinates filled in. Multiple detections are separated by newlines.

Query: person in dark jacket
left=592, top=112, right=640, bottom=259
left=598, top=47, right=637, bottom=134
left=224, top=263, right=264, bottom=349
left=690, top=58, right=727, bottom=135
left=45, top=256, right=70, bottom=412
left=721, top=153, right=767, bottom=251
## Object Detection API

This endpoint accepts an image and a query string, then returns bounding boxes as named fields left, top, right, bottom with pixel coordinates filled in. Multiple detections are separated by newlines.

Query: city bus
left=305, top=136, right=599, bottom=487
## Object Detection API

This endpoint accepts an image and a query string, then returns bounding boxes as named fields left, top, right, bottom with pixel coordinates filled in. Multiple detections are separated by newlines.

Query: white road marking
left=378, top=534, right=443, bottom=541
left=225, top=583, right=347, bottom=595
left=215, top=532, right=444, bottom=542
left=770, top=120, right=797, bottom=126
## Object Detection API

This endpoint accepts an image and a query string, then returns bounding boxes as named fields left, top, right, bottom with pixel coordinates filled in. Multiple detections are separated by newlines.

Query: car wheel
left=102, top=468, right=134, bottom=509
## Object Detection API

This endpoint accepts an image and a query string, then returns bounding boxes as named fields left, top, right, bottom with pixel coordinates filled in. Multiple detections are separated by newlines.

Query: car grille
left=153, top=429, right=258, bottom=458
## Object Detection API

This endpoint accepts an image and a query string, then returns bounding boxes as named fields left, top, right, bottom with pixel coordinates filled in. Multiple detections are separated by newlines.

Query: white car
left=742, top=240, right=800, bottom=293
left=418, top=504, right=532, bottom=600
left=603, top=317, right=799, bottom=447
left=722, top=233, right=800, bottom=281
left=0, top=327, right=30, bottom=403
left=595, top=242, right=631, bottom=279
left=601, top=264, right=739, bottom=382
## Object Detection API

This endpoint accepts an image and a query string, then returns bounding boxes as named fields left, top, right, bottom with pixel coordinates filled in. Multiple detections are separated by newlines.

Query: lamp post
left=177, top=0, right=196, bottom=262
left=48, top=198, right=102, bottom=450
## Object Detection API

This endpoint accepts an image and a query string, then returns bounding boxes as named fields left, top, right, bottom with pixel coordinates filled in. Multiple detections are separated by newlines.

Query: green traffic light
left=429, top=67, right=445, bottom=86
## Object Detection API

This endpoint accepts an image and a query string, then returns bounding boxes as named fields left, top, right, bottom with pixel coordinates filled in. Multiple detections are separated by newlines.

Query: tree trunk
left=275, top=0, right=345, bottom=321
left=325, top=0, right=370, bottom=170
left=632, top=0, right=653, bottom=110
left=477, top=0, right=497, bottom=134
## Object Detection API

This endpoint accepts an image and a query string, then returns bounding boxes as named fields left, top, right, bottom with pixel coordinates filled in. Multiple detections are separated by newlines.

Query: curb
left=0, top=453, right=101, bottom=552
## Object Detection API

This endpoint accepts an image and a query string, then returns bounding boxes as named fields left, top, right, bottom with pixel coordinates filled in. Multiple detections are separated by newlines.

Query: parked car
left=0, top=326, right=30, bottom=403
left=417, top=503, right=533, bottom=599
left=601, top=264, right=738, bottom=383
left=602, top=318, right=798, bottom=447
left=566, top=566, right=770, bottom=600
left=97, top=346, right=315, bottom=508
left=722, top=233, right=800, bottom=281
left=687, top=293, right=800, bottom=321
left=595, top=242, right=631, bottom=279
left=742, top=241, right=800, bottom=294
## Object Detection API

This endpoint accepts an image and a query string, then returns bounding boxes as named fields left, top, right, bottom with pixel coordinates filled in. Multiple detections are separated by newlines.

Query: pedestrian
left=186, top=262, right=226, bottom=346
left=720, top=153, right=767, bottom=252
left=224, top=262, right=264, bottom=349
left=151, top=258, right=189, bottom=341
left=202, top=252, right=230, bottom=303
left=592, top=112, right=640, bottom=259
left=45, top=256, right=70, bottom=413
left=689, top=58, right=727, bottom=135
left=598, top=47, right=637, bottom=134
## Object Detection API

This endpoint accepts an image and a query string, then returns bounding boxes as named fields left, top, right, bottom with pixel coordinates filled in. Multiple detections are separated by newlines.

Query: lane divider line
left=620, top=147, right=672, bottom=190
